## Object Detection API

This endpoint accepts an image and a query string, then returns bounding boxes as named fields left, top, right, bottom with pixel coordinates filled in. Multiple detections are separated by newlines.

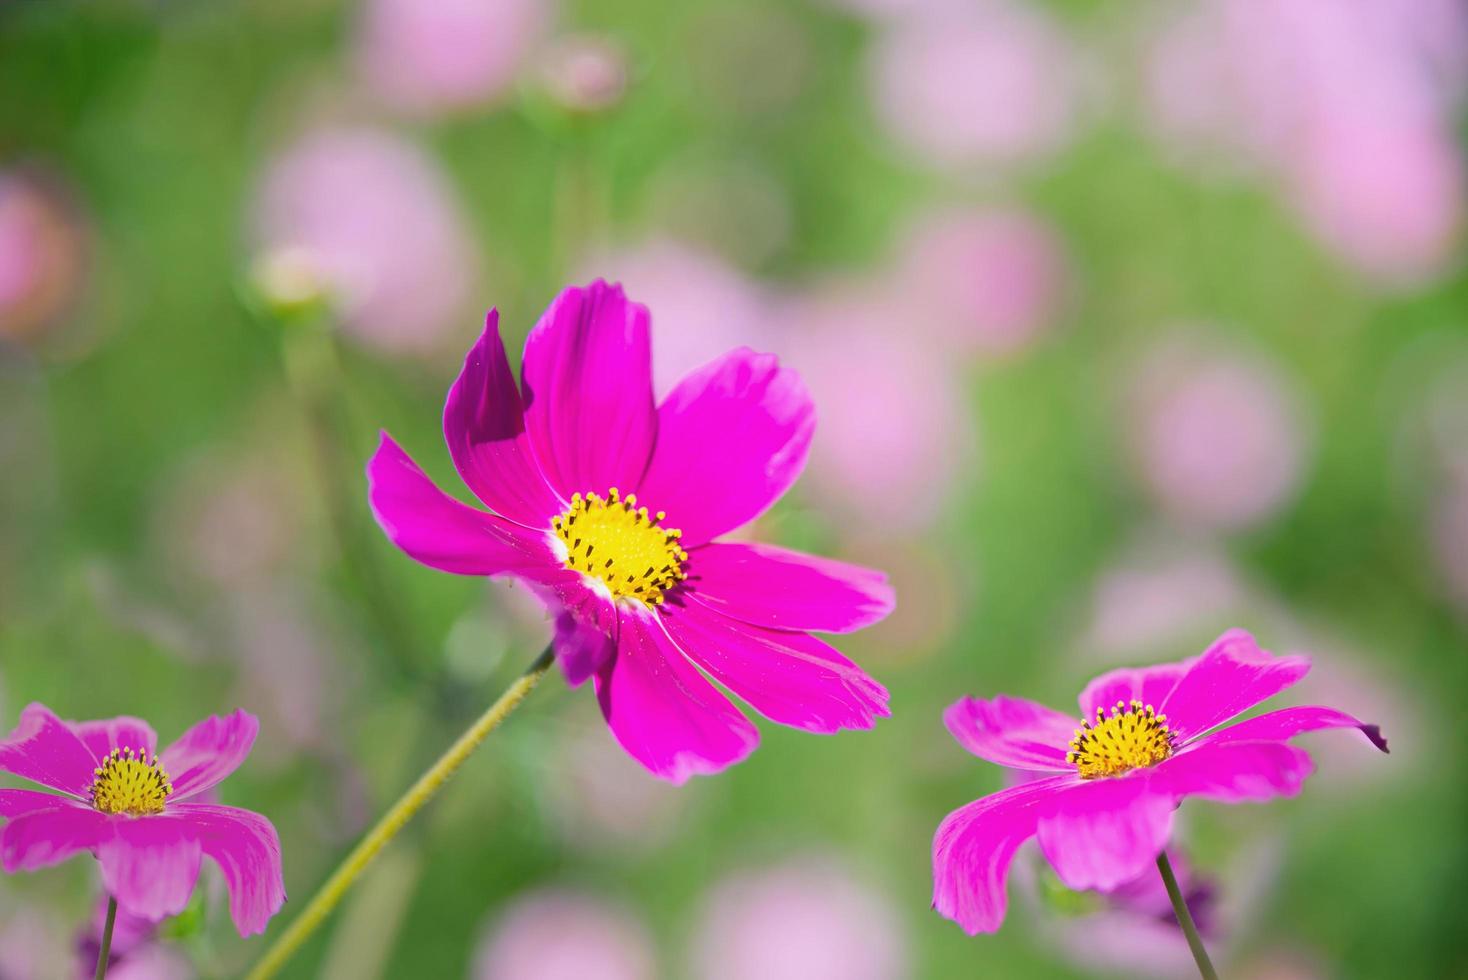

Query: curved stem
left=1157, top=850, right=1219, bottom=980
left=93, top=896, right=117, bottom=980
left=245, top=644, right=557, bottom=980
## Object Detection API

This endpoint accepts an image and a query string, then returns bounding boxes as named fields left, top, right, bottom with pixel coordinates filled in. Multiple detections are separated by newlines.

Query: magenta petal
left=638, top=348, right=815, bottom=546
left=594, top=608, right=759, bottom=783
left=661, top=599, right=889, bottom=734
left=72, top=716, right=159, bottom=763
left=444, top=310, right=565, bottom=526
left=547, top=583, right=619, bottom=687
left=943, top=696, right=1076, bottom=772
left=1192, top=705, right=1389, bottom=753
left=1078, top=662, right=1189, bottom=719
left=520, top=282, right=658, bottom=498
left=160, top=710, right=258, bottom=802
left=0, top=703, right=98, bottom=798
left=0, top=800, right=110, bottom=871
left=1152, top=741, right=1315, bottom=804
left=0, top=788, right=69, bottom=818
left=1160, top=630, right=1311, bottom=742
left=97, top=817, right=202, bottom=921
left=1035, top=775, right=1176, bottom=892
left=171, top=803, right=286, bottom=936
left=368, top=433, right=564, bottom=577
left=685, top=542, right=895, bottom=633
left=932, top=775, right=1073, bottom=935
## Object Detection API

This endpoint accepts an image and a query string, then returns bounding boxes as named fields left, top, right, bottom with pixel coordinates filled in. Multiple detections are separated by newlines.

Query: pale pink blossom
left=472, top=888, right=655, bottom=980
left=0, top=169, right=87, bottom=344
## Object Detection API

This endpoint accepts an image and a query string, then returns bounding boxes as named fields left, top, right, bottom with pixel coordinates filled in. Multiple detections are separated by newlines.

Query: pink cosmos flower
left=931, top=629, right=1387, bottom=934
left=367, top=281, right=894, bottom=782
left=471, top=888, right=655, bottom=980
left=76, top=899, right=192, bottom=980
left=0, top=705, right=286, bottom=936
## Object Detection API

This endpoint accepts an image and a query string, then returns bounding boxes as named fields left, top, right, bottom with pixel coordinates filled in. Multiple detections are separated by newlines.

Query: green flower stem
left=1157, top=850, right=1219, bottom=980
left=244, top=644, right=556, bottom=980
left=93, top=896, right=117, bottom=980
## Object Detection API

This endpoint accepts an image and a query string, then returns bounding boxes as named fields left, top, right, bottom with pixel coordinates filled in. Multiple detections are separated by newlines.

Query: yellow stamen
left=551, top=488, right=688, bottom=605
left=1067, top=700, right=1175, bottom=779
left=90, top=747, right=172, bottom=815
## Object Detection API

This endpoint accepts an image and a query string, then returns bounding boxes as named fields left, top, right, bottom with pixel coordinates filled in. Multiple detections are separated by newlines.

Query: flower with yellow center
left=89, top=746, right=173, bottom=816
left=1066, top=700, right=1175, bottom=779
left=551, top=488, right=688, bottom=605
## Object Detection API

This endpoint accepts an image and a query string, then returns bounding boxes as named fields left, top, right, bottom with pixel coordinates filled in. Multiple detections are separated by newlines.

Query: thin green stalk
left=93, top=896, right=117, bottom=980
left=1157, top=850, right=1219, bottom=980
left=244, top=644, right=556, bottom=980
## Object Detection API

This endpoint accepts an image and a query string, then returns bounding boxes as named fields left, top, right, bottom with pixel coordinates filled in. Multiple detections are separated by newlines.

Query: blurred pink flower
left=0, top=169, right=87, bottom=344
left=581, top=241, right=770, bottom=397
left=252, top=127, right=480, bottom=356
left=355, top=0, right=551, bottom=116
left=894, top=207, right=1067, bottom=357
left=76, top=899, right=191, bottom=980
left=1126, top=338, right=1310, bottom=530
left=868, top=0, right=1077, bottom=170
left=535, top=34, right=629, bottom=114
left=690, top=857, right=907, bottom=980
left=546, top=720, right=685, bottom=853
left=0, top=900, right=68, bottom=980
left=472, top=888, right=655, bottom=980
left=780, top=287, right=975, bottom=530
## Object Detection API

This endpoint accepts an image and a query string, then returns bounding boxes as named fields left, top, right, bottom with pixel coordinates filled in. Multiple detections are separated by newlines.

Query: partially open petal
left=661, top=599, right=888, bottom=734
left=72, top=717, right=158, bottom=763
left=544, top=581, right=619, bottom=687
left=1190, top=705, right=1388, bottom=753
left=1035, top=774, right=1176, bottom=892
left=1160, top=630, right=1310, bottom=742
left=0, top=788, right=69, bottom=818
left=1152, top=740, right=1314, bottom=804
left=638, top=348, right=815, bottom=546
left=368, top=434, right=563, bottom=577
left=0, top=800, right=110, bottom=871
left=594, top=608, right=759, bottom=783
left=520, top=281, right=658, bottom=499
left=172, top=803, right=286, bottom=937
left=160, top=711, right=258, bottom=802
left=0, top=703, right=97, bottom=798
left=97, top=817, right=202, bottom=922
left=932, top=775, right=1073, bottom=935
left=685, top=542, right=895, bottom=633
left=445, top=310, right=564, bottom=527
left=1079, top=662, right=1189, bottom=720
left=943, top=696, right=1077, bottom=772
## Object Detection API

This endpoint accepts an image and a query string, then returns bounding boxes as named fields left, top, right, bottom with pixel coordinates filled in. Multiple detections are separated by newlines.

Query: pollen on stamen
left=553, top=489, right=688, bottom=605
left=1066, top=699, right=1175, bottom=779
left=90, top=746, right=173, bottom=816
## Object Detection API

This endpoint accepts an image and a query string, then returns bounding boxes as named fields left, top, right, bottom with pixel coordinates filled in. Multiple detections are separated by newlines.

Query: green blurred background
left=2, top=0, right=1465, bottom=977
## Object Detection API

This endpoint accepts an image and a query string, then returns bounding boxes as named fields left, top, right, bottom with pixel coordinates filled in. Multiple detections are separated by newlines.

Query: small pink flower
left=931, top=629, right=1386, bottom=934
left=0, top=704, right=286, bottom=936
left=368, top=281, right=894, bottom=782
left=0, top=169, right=88, bottom=344
left=471, top=888, right=655, bottom=980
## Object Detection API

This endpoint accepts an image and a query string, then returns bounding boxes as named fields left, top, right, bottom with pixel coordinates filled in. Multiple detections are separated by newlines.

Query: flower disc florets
left=1067, top=700, right=1175, bottom=779
left=90, top=747, right=173, bottom=816
left=552, top=488, right=688, bottom=604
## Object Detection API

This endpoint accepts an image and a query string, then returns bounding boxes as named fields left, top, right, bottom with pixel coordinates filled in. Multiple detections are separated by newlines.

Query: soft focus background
left=1, top=0, right=1465, bottom=977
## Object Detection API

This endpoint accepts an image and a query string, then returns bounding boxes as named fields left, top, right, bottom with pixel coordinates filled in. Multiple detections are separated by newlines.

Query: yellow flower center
left=1067, top=700, right=1175, bottom=779
left=90, top=747, right=173, bottom=815
left=552, top=488, right=688, bottom=605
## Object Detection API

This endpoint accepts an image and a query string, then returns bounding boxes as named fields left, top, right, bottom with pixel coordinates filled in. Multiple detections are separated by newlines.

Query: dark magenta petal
left=0, top=788, right=69, bottom=818
left=0, top=801, right=111, bottom=872
left=520, top=282, right=658, bottom=500
left=0, top=703, right=98, bottom=798
left=445, top=310, right=565, bottom=527
left=368, top=433, right=565, bottom=577
left=931, top=775, right=1073, bottom=935
left=1193, top=705, right=1388, bottom=753
left=72, top=716, right=159, bottom=763
left=1035, top=774, right=1176, bottom=892
left=661, top=599, right=889, bottom=734
left=638, top=348, right=815, bottom=546
left=1160, top=630, right=1310, bottom=742
left=594, top=608, right=759, bottom=783
left=159, top=710, right=258, bottom=802
left=544, top=581, right=619, bottom=687
left=684, top=542, right=895, bottom=633
left=943, top=696, right=1077, bottom=772
left=170, top=803, right=286, bottom=937
left=1152, top=740, right=1315, bottom=803
left=1078, top=662, right=1189, bottom=720
left=97, top=816, right=203, bottom=922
